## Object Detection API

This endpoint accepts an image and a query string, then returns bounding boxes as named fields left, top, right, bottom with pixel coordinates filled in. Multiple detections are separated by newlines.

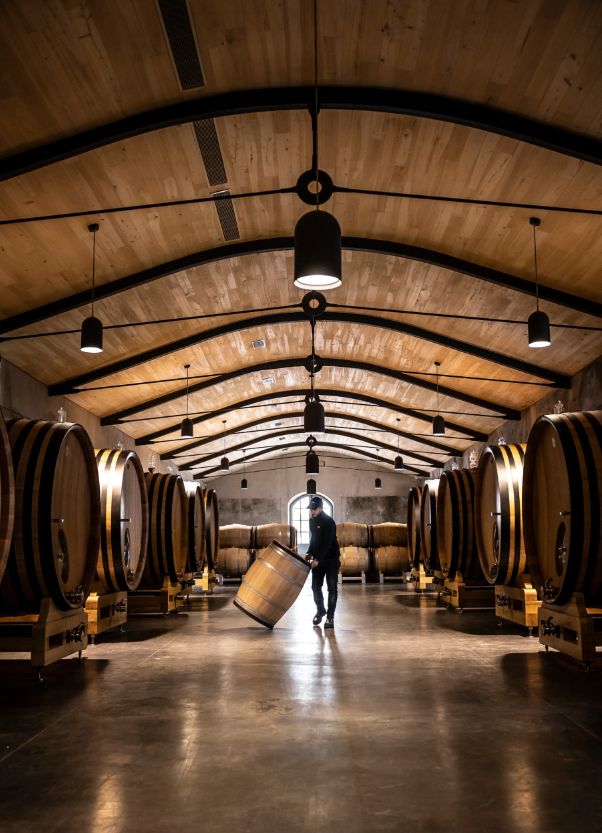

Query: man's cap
left=307, top=496, right=323, bottom=509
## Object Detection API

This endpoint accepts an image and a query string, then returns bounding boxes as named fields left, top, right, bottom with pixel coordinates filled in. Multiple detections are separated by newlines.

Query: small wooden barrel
left=340, top=546, right=372, bottom=576
left=0, top=411, right=15, bottom=588
left=475, top=444, right=527, bottom=586
left=420, top=479, right=440, bottom=572
left=203, top=488, right=219, bottom=570
left=373, top=546, right=410, bottom=575
left=215, top=547, right=253, bottom=577
left=407, top=486, right=422, bottom=569
left=95, top=448, right=148, bottom=592
left=234, top=540, right=310, bottom=628
left=255, top=523, right=297, bottom=551
left=371, top=523, right=407, bottom=549
left=220, top=524, right=254, bottom=550
left=437, top=469, right=482, bottom=581
left=184, top=482, right=206, bottom=573
left=523, top=412, right=602, bottom=606
left=142, top=473, right=187, bottom=587
left=336, top=523, right=369, bottom=548
left=0, top=420, right=100, bottom=613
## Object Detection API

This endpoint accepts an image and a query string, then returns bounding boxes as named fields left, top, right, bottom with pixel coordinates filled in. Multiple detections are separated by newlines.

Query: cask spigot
left=540, top=579, right=558, bottom=599
left=497, top=594, right=510, bottom=608
left=67, top=622, right=86, bottom=643
left=112, top=600, right=127, bottom=613
left=540, top=617, right=558, bottom=637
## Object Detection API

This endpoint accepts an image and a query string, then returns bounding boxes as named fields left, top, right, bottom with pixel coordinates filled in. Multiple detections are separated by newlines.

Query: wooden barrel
left=475, top=444, right=527, bottom=586
left=95, top=448, right=148, bottom=592
left=336, top=523, right=369, bottom=548
left=420, top=479, right=440, bottom=572
left=0, top=420, right=100, bottom=613
left=373, top=546, right=410, bottom=575
left=215, top=547, right=253, bottom=577
left=203, top=488, right=219, bottom=571
left=255, top=523, right=297, bottom=551
left=234, top=540, right=310, bottom=628
left=220, top=524, right=254, bottom=550
left=407, top=486, right=422, bottom=569
left=141, top=473, right=187, bottom=588
left=436, top=469, right=483, bottom=581
left=371, top=523, right=407, bottom=549
left=340, top=546, right=372, bottom=576
left=184, top=482, right=206, bottom=573
left=523, top=412, right=602, bottom=606
left=0, top=411, right=15, bottom=589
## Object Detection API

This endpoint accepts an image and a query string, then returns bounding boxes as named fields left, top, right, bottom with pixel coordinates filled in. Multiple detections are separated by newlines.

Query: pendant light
left=527, top=217, right=551, bottom=347
left=394, top=418, right=403, bottom=471
left=432, top=361, right=445, bottom=436
left=375, top=449, right=382, bottom=489
left=307, top=478, right=317, bottom=495
left=180, top=364, right=194, bottom=438
left=304, top=318, right=325, bottom=431
left=305, top=435, right=320, bottom=475
left=81, top=223, right=103, bottom=353
left=219, top=420, right=230, bottom=472
left=241, top=450, right=248, bottom=490
left=293, top=0, right=341, bottom=291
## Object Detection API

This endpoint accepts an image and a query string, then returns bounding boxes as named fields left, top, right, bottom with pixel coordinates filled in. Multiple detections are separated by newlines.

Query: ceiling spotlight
left=433, top=362, right=445, bottom=436
left=181, top=364, right=194, bottom=438
left=81, top=223, right=104, bottom=353
left=307, top=478, right=317, bottom=495
left=528, top=217, right=551, bottom=348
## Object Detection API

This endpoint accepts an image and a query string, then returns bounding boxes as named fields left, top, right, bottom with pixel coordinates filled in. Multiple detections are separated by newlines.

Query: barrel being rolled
left=420, top=479, right=440, bottom=572
left=220, top=524, right=254, bottom=550
left=407, top=487, right=422, bottom=569
left=203, top=488, right=219, bottom=570
left=215, top=547, right=253, bottom=577
left=255, top=523, right=297, bottom=551
left=141, top=473, right=187, bottom=588
left=234, top=540, right=310, bottom=628
left=0, top=420, right=100, bottom=613
left=437, top=469, right=483, bottom=581
left=475, top=444, right=527, bottom=586
left=95, top=448, right=148, bottom=592
left=0, top=411, right=14, bottom=588
left=523, top=412, right=602, bottom=606
left=371, top=523, right=407, bottom=549
left=184, top=482, right=206, bottom=573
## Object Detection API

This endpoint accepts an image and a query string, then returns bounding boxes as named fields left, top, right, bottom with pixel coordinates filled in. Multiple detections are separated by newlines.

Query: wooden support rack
left=378, top=572, right=407, bottom=584
left=409, top=565, right=435, bottom=592
left=338, top=573, right=367, bottom=584
left=195, top=566, right=216, bottom=594
left=441, top=574, right=495, bottom=611
left=128, top=576, right=186, bottom=615
left=538, top=593, right=602, bottom=671
left=495, top=577, right=541, bottom=636
left=86, top=588, right=128, bottom=643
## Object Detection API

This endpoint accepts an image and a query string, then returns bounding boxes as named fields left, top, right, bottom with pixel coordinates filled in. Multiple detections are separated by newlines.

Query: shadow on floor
left=187, top=596, right=231, bottom=611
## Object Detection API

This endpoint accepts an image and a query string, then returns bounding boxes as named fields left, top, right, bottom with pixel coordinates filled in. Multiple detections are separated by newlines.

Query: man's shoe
left=324, top=617, right=334, bottom=629
left=313, top=610, right=326, bottom=626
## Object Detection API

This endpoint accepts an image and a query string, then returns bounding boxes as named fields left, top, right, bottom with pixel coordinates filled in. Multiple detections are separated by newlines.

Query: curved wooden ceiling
left=1, top=0, right=602, bottom=472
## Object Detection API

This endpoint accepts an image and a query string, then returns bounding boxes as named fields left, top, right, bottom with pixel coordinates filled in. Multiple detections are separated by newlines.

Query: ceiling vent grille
left=212, top=190, right=240, bottom=241
left=193, top=120, right=228, bottom=186
left=252, top=339, right=266, bottom=349
left=157, top=0, right=204, bottom=90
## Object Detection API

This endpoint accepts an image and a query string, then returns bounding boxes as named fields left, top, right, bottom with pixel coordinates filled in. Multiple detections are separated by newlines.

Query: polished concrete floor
left=0, top=582, right=601, bottom=833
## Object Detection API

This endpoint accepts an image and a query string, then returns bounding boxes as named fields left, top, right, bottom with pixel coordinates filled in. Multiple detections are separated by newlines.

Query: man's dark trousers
left=312, top=558, right=341, bottom=618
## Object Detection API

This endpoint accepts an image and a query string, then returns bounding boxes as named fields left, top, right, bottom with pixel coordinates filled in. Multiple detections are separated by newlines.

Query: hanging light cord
left=533, top=222, right=540, bottom=311
left=313, top=0, right=320, bottom=210
left=436, top=363, right=440, bottom=415
left=91, top=227, right=96, bottom=317
left=186, top=365, right=190, bottom=417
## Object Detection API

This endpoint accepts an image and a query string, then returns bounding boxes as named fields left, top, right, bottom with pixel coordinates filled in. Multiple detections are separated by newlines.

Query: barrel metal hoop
left=270, top=545, right=311, bottom=573
left=256, top=557, right=305, bottom=588
left=241, top=578, right=289, bottom=612
left=233, top=596, right=276, bottom=628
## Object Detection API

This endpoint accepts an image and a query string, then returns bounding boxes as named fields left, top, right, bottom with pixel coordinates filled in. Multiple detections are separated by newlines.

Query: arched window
left=288, top=492, right=334, bottom=550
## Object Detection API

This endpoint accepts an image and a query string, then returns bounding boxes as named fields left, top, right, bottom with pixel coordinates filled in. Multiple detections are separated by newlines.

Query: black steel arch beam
left=2, top=236, right=601, bottom=337
left=3, top=86, right=602, bottom=184
left=162, top=410, right=462, bottom=461
left=101, top=356, right=518, bottom=426
left=194, top=439, right=430, bottom=480
left=49, top=310, right=569, bottom=397
left=135, top=388, right=486, bottom=443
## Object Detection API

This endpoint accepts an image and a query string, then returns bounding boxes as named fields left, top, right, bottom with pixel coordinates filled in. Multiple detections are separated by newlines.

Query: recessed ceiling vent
left=212, top=190, right=240, bottom=241
left=157, top=0, right=205, bottom=90
left=193, top=120, right=228, bottom=186
left=252, top=339, right=266, bottom=349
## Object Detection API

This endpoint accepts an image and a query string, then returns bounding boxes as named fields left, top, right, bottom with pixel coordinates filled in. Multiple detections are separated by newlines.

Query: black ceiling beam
left=3, top=85, right=602, bottom=184
left=2, top=236, right=600, bottom=337
left=161, top=410, right=462, bottom=461
left=100, top=356, right=518, bottom=426
left=194, top=440, right=430, bottom=480
left=134, top=388, right=486, bottom=443
left=49, top=310, right=569, bottom=397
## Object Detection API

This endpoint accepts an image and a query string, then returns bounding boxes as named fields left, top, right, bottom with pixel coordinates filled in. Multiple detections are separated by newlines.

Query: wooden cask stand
left=128, top=576, right=186, bottom=615
left=338, top=572, right=367, bottom=585
left=409, top=565, right=434, bottom=592
left=538, top=593, right=602, bottom=671
left=495, top=575, right=541, bottom=636
left=195, top=565, right=216, bottom=593
left=0, top=598, right=87, bottom=678
left=441, top=574, right=495, bottom=611
left=85, top=587, right=127, bottom=643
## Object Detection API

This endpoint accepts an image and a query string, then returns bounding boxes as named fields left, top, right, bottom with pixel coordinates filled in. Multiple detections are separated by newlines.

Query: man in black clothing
left=305, top=496, right=340, bottom=629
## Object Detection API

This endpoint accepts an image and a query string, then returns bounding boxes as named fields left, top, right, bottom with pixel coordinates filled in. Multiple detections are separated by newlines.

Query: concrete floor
left=0, top=582, right=601, bottom=833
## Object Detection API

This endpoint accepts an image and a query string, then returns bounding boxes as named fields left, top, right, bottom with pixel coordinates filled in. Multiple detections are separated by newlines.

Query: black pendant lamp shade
left=81, top=315, right=103, bottom=353
left=304, top=394, right=325, bottom=432
left=432, top=415, right=445, bottom=436
left=241, top=478, right=248, bottom=490
left=294, top=210, right=342, bottom=290
left=375, top=477, right=382, bottom=490
left=241, top=451, right=248, bottom=489
left=181, top=365, right=194, bottom=438
left=528, top=309, right=551, bottom=348
left=394, top=455, right=403, bottom=471
left=307, top=478, right=317, bottom=495
left=306, top=449, right=320, bottom=475
left=220, top=456, right=230, bottom=473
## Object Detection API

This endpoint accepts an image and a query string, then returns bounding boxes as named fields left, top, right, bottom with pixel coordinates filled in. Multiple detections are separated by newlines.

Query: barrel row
left=216, top=524, right=297, bottom=577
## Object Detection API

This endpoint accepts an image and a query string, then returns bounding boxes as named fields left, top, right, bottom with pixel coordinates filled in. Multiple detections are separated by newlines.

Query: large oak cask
left=203, top=488, right=219, bottom=570
left=234, top=541, right=310, bottom=628
left=523, top=412, right=602, bottom=606
left=141, top=473, right=187, bottom=588
left=407, top=487, right=422, bottom=569
left=184, top=482, right=206, bottom=573
left=371, top=523, right=407, bottom=549
left=475, top=444, right=527, bottom=586
left=0, top=420, right=100, bottom=613
left=339, top=546, right=372, bottom=576
left=337, top=523, right=370, bottom=548
left=95, top=448, right=148, bottom=592
left=420, top=479, right=440, bottom=572
left=255, top=523, right=297, bottom=551
left=215, top=547, right=253, bottom=577
left=437, top=469, right=483, bottom=581
left=0, top=411, right=14, bottom=588
left=220, top=524, right=254, bottom=550
left=373, top=546, right=410, bottom=575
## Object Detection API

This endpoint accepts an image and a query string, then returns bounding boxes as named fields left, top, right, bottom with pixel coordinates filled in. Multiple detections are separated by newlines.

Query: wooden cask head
left=407, top=487, right=422, bottom=568
left=420, top=479, right=439, bottom=571
left=184, top=482, right=206, bottom=573
left=0, top=411, right=15, bottom=588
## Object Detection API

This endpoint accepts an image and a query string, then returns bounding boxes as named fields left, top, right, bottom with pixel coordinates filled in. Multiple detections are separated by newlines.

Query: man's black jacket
left=307, top=511, right=340, bottom=564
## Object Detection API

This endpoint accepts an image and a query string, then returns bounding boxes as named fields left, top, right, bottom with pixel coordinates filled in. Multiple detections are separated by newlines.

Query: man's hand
left=311, top=560, right=318, bottom=569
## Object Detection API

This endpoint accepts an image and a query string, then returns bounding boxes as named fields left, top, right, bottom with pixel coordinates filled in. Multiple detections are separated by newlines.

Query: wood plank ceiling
left=1, top=0, right=602, bottom=478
